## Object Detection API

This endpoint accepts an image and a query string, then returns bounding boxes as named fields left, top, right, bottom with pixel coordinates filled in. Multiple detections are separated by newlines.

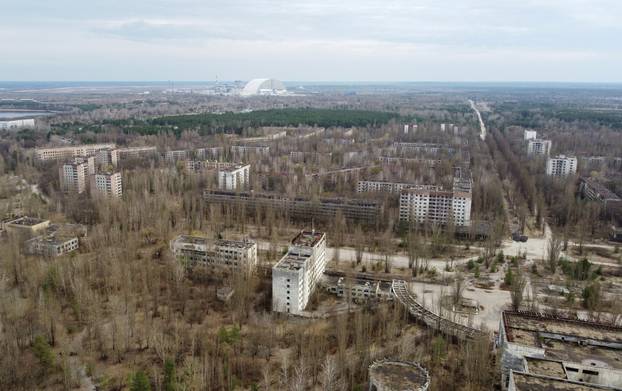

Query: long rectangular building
left=35, top=143, right=116, bottom=161
left=357, top=180, right=413, bottom=194
left=204, top=189, right=381, bottom=224
left=272, top=230, right=327, bottom=315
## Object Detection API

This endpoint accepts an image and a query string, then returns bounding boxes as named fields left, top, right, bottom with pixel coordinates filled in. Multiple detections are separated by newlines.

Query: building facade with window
left=272, top=231, right=327, bottom=315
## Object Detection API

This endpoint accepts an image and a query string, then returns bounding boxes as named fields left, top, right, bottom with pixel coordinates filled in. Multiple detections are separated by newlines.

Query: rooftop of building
left=368, top=360, right=429, bottom=390
left=174, top=235, right=209, bottom=245
left=219, top=164, right=250, bottom=173
left=35, top=143, right=116, bottom=151
left=172, top=234, right=254, bottom=249
left=503, top=311, right=622, bottom=370
left=292, top=230, right=325, bottom=247
left=273, top=252, right=311, bottom=271
left=215, top=239, right=255, bottom=249
left=525, top=357, right=567, bottom=379
left=510, top=371, right=615, bottom=391
left=400, top=185, right=448, bottom=194
left=7, top=216, right=49, bottom=226
left=27, top=232, right=78, bottom=246
left=551, top=155, right=577, bottom=160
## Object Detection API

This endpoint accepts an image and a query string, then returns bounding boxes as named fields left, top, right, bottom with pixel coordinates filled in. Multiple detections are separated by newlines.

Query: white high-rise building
left=523, top=130, right=537, bottom=140
left=91, top=172, right=122, bottom=197
left=399, top=168, right=472, bottom=228
left=272, top=231, right=327, bottom=315
left=218, top=164, right=250, bottom=190
left=399, top=186, right=472, bottom=227
left=546, top=155, right=577, bottom=177
left=59, top=157, right=95, bottom=194
left=527, top=139, right=552, bottom=156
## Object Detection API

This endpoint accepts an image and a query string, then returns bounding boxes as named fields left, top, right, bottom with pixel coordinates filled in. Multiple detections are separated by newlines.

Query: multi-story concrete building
left=35, top=143, right=116, bottom=161
left=357, top=180, right=413, bottom=194
left=91, top=172, right=122, bottom=197
left=196, top=147, right=224, bottom=160
left=116, top=146, right=157, bottom=162
left=24, top=233, right=79, bottom=257
left=185, top=160, right=237, bottom=172
left=579, top=177, right=622, bottom=215
left=523, top=129, right=537, bottom=141
left=204, top=190, right=382, bottom=224
left=218, top=164, right=250, bottom=190
left=399, top=168, right=472, bottom=227
left=60, top=157, right=95, bottom=194
left=230, top=145, right=270, bottom=157
left=497, top=311, right=622, bottom=390
left=272, top=230, right=327, bottom=315
left=527, top=139, right=552, bottom=156
left=393, top=142, right=455, bottom=155
left=95, top=149, right=119, bottom=167
left=165, top=149, right=189, bottom=162
left=379, top=156, right=441, bottom=166
left=546, top=155, right=577, bottom=177
left=170, top=235, right=257, bottom=271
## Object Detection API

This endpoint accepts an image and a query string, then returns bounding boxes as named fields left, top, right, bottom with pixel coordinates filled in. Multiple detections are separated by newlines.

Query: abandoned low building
left=323, top=276, right=393, bottom=303
left=497, top=311, right=622, bottom=390
left=25, top=233, right=79, bottom=257
left=170, top=235, right=258, bottom=272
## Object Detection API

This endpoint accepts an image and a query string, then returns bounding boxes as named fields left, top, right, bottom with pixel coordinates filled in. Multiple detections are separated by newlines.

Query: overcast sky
left=2, top=0, right=621, bottom=82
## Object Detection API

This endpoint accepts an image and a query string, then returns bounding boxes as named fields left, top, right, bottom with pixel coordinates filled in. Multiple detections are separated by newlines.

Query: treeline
left=493, top=101, right=622, bottom=130
left=103, top=108, right=400, bottom=137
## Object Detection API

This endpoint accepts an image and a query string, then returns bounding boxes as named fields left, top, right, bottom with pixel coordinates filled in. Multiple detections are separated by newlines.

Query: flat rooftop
left=216, top=239, right=255, bottom=249
left=369, top=361, right=429, bottom=389
left=7, top=216, right=48, bottom=226
left=175, top=235, right=208, bottom=245
left=173, top=235, right=254, bottom=249
left=503, top=311, right=622, bottom=370
left=511, top=371, right=615, bottom=391
left=291, top=230, right=325, bottom=247
left=274, top=252, right=310, bottom=271
left=219, top=164, right=249, bottom=173
left=525, top=357, right=566, bottom=379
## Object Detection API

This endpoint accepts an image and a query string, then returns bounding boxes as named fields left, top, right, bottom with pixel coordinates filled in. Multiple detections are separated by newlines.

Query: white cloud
left=1, top=0, right=621, bottom=80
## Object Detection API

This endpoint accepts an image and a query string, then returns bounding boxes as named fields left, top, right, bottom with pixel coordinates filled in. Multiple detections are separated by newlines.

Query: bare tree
left=452, top=273, right=465, bottom=306
left=546, top=234, right=562, bottom=273
left=510, top=269, right=527, bottom=311
left=320, top=356, right=339, bottom=391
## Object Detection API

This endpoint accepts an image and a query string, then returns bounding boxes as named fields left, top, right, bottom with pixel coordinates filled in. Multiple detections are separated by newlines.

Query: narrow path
left=469, top=99, right=486, bottom=141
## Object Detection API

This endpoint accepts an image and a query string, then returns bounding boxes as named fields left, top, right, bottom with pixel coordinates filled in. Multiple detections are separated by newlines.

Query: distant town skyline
left=2, top=0, right=622, bottom=82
